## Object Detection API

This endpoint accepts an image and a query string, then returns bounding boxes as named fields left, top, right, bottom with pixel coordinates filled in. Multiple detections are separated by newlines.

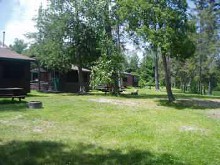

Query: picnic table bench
left=97, top=86, right=125, bottom=94
left=0, top=88, right=25, bottom=101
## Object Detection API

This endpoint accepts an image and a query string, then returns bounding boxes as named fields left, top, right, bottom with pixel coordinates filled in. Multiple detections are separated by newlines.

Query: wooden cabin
left=31, top=65, right=91, bottom=93
left=0, top=47, right=35, bottom=94
left=60, top=65, right=90, bottom=92
left=122, top=72, right=139, bottom=87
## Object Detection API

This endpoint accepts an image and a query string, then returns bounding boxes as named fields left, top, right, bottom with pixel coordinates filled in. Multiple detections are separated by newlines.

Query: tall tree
left=138, top=53, right=154, bottom=88
left=88, top=0, right=125, bottom=95
left=125, top=53, right=139, bottom=73
left=119, top=0, right=195, bottom=101
left=9, top=38, right=27, bottom=54
left=154, top=47, right=160, bottom=91
left=193, top=0, right=220, bottom=95
left=28, top=1, right=101, bottom=93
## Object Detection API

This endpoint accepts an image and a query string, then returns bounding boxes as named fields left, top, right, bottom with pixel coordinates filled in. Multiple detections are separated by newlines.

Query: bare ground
left=89, top=98, right=220, bottom=119
left=89, top=98, right=139, bottom=107
left=177, top=98, right=220, bottom=119
left=206, top=110, right=220, bottom=119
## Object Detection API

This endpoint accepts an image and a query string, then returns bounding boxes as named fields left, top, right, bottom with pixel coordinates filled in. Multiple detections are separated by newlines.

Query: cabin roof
left=123, top=72, right=138, bottom=76
left=0, top=47, right=35, bottom=61
left=71, top=65, right=91, bottom=72
left=31, top=68, right=47, bottom=73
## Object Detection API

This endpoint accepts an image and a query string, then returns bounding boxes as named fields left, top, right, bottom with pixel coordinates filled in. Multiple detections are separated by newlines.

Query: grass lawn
left=0, top=89, right=219, bottom=165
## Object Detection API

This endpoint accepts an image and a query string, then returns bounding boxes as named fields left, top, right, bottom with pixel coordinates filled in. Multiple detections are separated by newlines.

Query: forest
left=10, top=0, right=220, bottom=102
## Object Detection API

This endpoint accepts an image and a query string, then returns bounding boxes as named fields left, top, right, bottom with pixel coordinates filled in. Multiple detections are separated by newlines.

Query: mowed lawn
left=0, top=89, right=219, bottom=165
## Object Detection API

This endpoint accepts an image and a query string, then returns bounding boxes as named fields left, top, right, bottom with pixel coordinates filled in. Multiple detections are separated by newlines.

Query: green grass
left=0, top=89, right=219, bottom=165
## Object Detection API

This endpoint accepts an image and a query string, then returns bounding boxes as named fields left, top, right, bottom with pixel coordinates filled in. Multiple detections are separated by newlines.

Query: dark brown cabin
left=31, top=65, right=91, bottom=93
left=122, top=72, right=139, bottom=87
left=60, top=66, right=90, bottom=92
left=0, top=47, right=35, bottom=94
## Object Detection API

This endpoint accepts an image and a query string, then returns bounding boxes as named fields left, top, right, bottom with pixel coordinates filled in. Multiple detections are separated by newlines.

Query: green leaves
left=28, top=0, right=101, bottom=73
left=119, top=0, right=193, bottom=58
left=9, top=38, right=28, bottom=54
left=90, top=55, right=114, bottom=88
left=90, top=35, right=124, bottom=89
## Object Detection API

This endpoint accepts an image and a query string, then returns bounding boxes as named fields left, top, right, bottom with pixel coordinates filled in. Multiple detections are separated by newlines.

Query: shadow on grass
left=0, top=140, right=188, bottom=165
left=27, top=93, right=49, bottom=98
left=88, top=92, right=117, bottom=97
left=157, top=99, right=220, bottom=110
left=0, top=100, right=27, bottom=111
left=176, top=93, right=220, bottom=99
left=119, top=91, right=220, bottom=101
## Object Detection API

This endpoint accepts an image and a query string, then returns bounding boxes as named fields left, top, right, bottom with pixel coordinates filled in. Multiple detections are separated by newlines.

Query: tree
left=118, top=0, right=195, bottom=101
left=138, top=53, right=154, bottom=88
left=190, top=0, right=220, bottom=95
left=9, top=38, right=27, bottom=54
left=153, top=46, right=160, bottom=91
left=124, top=52, right=139, bottom=73
left=87, top=0, right=125, bottom=95
left=28, top=1, right=101, bottom=93
left=148, top=45, right=160, bottom=91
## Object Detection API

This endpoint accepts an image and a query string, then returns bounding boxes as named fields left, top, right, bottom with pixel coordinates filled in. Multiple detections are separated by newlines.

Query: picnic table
left=96, top=86, right=125, bottom=95
left=0, top=88, right=25, bottom=101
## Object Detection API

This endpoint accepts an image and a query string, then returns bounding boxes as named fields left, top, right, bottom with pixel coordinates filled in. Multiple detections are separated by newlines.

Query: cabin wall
left=30, top=71, right=50, bottom=91
left=123, top=74, right=134, bottom=87
left=60, top=70, right=90, bottom=92
left=122, top=74, right=139, bottom=87
left=0, top=60, right=31, bottom=94
left=30, top=70, right=91, bottom=93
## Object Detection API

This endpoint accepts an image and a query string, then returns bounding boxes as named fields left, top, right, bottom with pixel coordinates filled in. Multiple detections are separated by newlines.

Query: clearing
left=0, top=89, right=219, bottom=164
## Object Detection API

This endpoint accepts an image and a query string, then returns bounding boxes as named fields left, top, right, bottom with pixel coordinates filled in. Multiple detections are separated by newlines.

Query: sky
left=0, top=0, right=195, bottom=50
left=0, top=0, right=47, bottom=46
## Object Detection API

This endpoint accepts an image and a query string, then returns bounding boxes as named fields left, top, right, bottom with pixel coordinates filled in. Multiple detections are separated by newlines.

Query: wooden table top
left=0, top=88, right=23, bottom=90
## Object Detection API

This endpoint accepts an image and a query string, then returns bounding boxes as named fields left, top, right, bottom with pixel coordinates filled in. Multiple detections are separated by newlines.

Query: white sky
left=0, top=0, right=47, bottom=46
left=0, top=0, right=194, bottom=59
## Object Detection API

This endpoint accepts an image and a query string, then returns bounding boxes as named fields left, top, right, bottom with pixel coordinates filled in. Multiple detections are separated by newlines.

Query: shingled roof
left=0, top=47, right=35, bottom=61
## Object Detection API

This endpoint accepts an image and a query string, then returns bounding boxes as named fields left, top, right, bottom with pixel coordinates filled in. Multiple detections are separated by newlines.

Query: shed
left=0, top=47, right=35, bottom=94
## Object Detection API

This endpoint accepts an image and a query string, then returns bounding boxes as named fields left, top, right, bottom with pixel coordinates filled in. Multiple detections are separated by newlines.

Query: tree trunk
left=183, top=82, right=186, bottom=93
left=199, top=61, right=202, bottom=95
left=77, top=65, right=85, bottom=93
left=154, top=48, right=160, bottom=91
left=208, top=76, right=212, bottom=95
left=173, top=77, right=176, bottom=88
left=181, top=81, right=184, bottom=92
left=112, top=71, right=119, bottom=95
left=203, top=85, right=206, bottom=95
left=162, top=54, right=175, bottom=102
left=37, top=61, right=41, bottom=91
